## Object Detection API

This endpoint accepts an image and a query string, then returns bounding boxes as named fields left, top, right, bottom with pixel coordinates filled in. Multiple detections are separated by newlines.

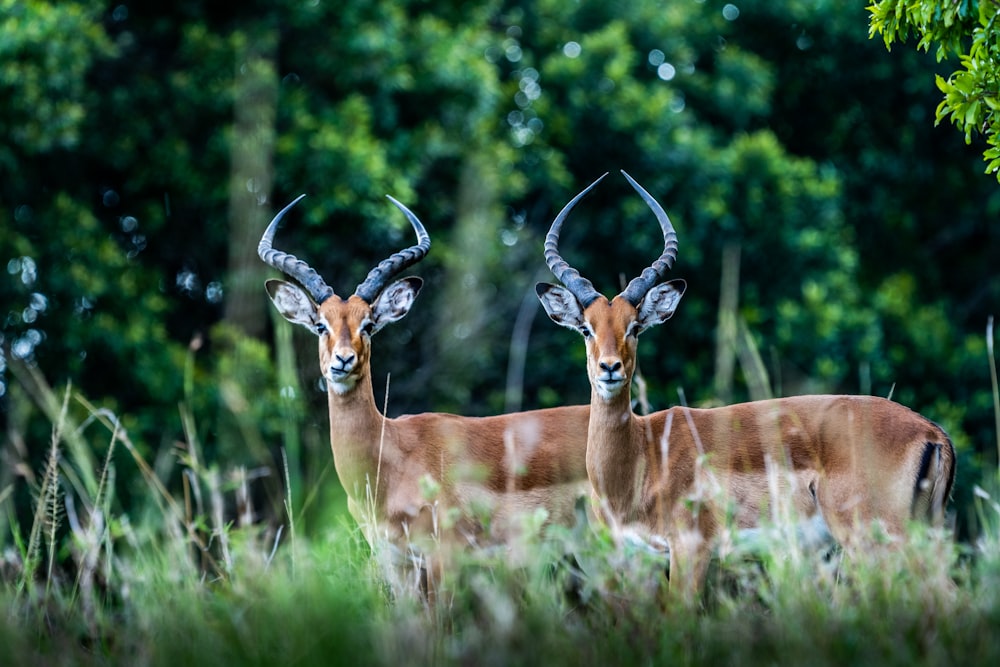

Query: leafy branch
left=869, top=0, right=1000, bottom=180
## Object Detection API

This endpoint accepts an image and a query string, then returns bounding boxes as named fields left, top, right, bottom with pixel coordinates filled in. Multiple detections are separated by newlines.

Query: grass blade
left=988, top=316, right=1000, bottom=470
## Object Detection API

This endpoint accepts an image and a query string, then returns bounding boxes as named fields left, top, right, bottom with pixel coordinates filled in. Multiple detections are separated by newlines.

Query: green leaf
left=965, top=99, right=981, bottom=127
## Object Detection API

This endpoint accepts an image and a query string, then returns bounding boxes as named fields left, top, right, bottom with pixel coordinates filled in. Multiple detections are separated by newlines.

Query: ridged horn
left=543, top=173, right=608, bottom=307
left=617, top=170, right=679, bottom=306
left=258, top=194, right=336, bottom=304
left=353, top=195, right=431, bottom=303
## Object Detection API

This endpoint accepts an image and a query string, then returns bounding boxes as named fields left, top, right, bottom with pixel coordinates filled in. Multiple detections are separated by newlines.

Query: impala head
left=536, top=170, right=686, bottom=401
left=259, top=194, right=430, bottom=394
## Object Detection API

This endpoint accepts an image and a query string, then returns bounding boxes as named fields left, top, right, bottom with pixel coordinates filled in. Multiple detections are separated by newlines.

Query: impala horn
left=259, top=194, right=431, bottom=305
left=543, top=172, right=608, bottom=307
left=258, top=194, right=336, bottom=304
left=617, top=170, right=679, bottom=306
left=353, top=195, right=431, bottom=303
left=544, top=171, right=679, bottom=306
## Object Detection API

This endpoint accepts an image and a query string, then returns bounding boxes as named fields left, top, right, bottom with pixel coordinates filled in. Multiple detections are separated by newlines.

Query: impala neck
left=587, top=383, right=643, bottom=517
left=326, top=370, right=387, bottom=504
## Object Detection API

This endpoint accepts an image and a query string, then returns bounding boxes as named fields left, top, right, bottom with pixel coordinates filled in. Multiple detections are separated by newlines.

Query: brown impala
left=536, top=171, right=955, bottom=601
left=259, top=194, right=589, bottom=596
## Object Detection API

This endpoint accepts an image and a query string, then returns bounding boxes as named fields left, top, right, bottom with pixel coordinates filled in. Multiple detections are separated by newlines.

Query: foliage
left=0, top=0, right=113, bottom=164
left=869, top=0, right=1000, bottom=180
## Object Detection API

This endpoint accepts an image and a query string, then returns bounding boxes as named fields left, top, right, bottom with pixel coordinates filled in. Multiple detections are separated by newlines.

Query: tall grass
left=3, top=347, right=1000, bottom=665
left=987, top=316, right=1000, bottom=469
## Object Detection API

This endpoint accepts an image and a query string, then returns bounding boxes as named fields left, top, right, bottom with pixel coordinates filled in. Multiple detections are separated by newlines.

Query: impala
left=536, top=171, right=956, bottom=600
left=259, top=194, right=590, bottom=595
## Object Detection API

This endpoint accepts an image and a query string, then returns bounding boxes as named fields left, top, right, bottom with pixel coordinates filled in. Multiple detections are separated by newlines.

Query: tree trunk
left=224, top=30, right=278, bottom=339
left=431, top=156, right=502, bottom=412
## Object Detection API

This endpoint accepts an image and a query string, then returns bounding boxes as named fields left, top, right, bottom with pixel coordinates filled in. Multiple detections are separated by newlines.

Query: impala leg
left=415, top=547, right=454, bottom=612
left=421, top=554, right=440, bottom=609
left=667, top=526, right=711, bottom=606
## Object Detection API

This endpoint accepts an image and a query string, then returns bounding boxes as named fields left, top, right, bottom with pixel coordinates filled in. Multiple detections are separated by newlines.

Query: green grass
left=3, top=376, right=1000, bottom=666
left=7, top=511, right=999, bottom=666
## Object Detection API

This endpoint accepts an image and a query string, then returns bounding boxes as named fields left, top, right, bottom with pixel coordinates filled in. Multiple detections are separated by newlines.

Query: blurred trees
left=1, top=0, right=997, bottom=531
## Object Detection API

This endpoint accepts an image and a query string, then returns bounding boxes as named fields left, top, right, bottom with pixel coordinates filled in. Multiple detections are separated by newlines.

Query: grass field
left=4, top=506, right=1000, bottom=667
left=3, top=368, right=1000, bottom=665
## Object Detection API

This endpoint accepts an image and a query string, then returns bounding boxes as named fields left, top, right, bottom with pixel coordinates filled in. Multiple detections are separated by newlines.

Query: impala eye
left=580, top=325, right=593, bottom=339
left=315, top=321, right=328, bottom=336
left=361, top=320, right=375, bottom=336
left=626, top=322, right=641, bottom=338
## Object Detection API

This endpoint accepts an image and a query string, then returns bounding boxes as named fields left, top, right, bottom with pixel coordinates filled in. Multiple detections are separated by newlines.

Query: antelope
left=535, top=171, right=956, bottom=600
left=259, top=194, right=590, bottom=595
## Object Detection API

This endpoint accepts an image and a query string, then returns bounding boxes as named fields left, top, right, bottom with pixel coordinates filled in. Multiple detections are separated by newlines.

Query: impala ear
left=266, top=279, right=321, bottom=331
left=536, top=283, right=586, bottom=332
left=370, top=276, right=422, bottom=333
left=636, top=279, right=686, bottom=332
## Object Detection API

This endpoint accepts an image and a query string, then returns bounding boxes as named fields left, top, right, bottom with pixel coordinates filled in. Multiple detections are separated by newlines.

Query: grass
left=3, top=362, right=1000, bottom=665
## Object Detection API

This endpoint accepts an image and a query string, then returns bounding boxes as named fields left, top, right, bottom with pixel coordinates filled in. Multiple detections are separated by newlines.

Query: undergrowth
left=2, top=365, right=1000, bottom=666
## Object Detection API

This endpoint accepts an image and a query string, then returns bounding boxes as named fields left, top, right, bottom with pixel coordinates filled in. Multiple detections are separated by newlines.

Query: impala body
left=259, top=195, right=589, bottom=589
left=537, top=171, right=956, bottom=599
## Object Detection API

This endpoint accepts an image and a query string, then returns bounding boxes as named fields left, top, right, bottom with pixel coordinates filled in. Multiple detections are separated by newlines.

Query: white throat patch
left=327, top=373, right=359, bottom=395
left=595, top=378, right=626, bottom=401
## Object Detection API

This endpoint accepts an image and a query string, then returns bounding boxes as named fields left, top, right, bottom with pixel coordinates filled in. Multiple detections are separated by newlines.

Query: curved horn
left=618, top=170, right=679, bottom=306
left=258, top=194, right=336, bottom=304
left=353, top=195, right=432, bottom=303
left=543, top=173, right=608, bottom=308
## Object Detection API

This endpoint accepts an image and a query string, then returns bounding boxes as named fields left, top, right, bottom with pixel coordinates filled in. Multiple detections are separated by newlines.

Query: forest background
left=3, top=0, right=999, bottom=546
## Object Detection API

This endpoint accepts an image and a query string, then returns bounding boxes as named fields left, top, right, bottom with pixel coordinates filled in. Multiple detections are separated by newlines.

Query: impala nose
left=599, top=359, right=622, bottom=375
left=331, top=352, right=356, bottom=374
